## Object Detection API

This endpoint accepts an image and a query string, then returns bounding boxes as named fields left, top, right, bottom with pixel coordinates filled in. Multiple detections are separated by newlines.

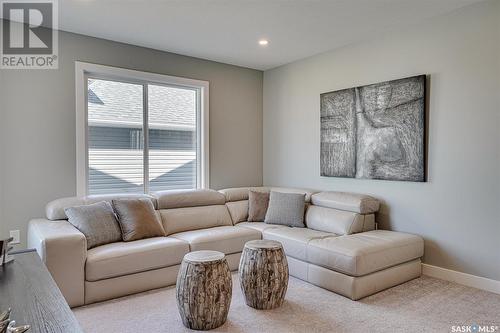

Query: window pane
left=87, top=78, right=144, bottom=194
left=148, top=84, right=197, bottom=191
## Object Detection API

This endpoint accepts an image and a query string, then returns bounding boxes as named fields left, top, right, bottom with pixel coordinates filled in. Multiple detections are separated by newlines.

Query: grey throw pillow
left=112, top=198, right=166, bottom=241
left=65, top=201, right=122, bottom=249
left=264, top=191, right=306, bottom=227
left=248, top=190, right=270, bottom=222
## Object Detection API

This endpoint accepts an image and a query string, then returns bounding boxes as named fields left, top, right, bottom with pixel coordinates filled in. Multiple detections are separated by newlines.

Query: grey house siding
left=89, top=127, right=195, bottom=150
left=88, top=126, right=196, bottom=194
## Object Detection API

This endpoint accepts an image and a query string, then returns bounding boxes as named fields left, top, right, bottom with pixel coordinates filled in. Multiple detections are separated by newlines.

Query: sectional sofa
left=27, top=187, right=424, bottom=308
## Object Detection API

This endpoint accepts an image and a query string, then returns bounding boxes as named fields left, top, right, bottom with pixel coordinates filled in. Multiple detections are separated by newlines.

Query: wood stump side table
left=176, top=250, right=232, bottom=330
left=239, top=240, right=289, bottom=310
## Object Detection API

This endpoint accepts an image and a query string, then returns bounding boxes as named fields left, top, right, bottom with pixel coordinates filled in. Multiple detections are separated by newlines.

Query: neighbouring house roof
left=88, top=79, right=196, bottom=131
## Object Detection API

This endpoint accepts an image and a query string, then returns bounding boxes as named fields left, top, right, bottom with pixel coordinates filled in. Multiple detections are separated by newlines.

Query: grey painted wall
left=263, top=0, right=500, bottom=280
left=0, top=28, right=263, bottom=247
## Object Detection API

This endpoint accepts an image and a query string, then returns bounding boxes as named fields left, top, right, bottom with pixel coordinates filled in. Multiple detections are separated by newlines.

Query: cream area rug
left=74, top=274, right=500, bottom=333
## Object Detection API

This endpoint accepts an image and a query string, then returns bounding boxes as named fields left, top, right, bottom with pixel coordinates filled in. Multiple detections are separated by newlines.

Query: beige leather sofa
left=27, top=187, right=424, bottom=308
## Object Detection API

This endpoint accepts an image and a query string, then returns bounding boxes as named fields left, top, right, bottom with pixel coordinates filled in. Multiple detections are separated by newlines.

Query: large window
left=76, top=62, right=209, bottom=196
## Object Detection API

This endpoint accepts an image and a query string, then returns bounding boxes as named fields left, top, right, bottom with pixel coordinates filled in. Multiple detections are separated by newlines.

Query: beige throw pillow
left=112, top=198, right=165, bottom=241
left=247, top=190, right=270, bottom=222
left=65, top=201, right=122, bottom=249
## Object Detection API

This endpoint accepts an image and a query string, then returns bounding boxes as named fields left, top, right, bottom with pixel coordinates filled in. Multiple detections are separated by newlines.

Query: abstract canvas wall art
left=320, top=75, right=426, bottom=182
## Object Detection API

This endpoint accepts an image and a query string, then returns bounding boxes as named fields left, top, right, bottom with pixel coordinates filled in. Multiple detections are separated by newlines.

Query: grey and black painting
left=320, top=75, right=425, bottom=182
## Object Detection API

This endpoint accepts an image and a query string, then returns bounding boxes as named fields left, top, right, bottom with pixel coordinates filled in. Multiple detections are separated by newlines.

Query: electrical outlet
left=9, top=230, right=20, bottom=244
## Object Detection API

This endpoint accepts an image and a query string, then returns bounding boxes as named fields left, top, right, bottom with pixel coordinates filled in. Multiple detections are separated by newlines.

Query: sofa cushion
left=159, top=205, right=233, bottom=235
left=170, top=226, right=261, bottom=254
left=248, top=190, right=270, bottom=222
left=112, top=199, right=166, bottom=241
left=237, top=221, right=284, bottom=233
left=86, top=237, right=189, bottom=281
left=265, top=191, right=306, bottom=227
left=226, top=200, right=249, bottom=224
left=64, top=201, right=122, bottom=249
left=305, top=205, right=372, bottom=235
left=307, top=230, right=424, bottom=277
left=154, top=189, right=225, bottom=209
left=310, top=191, right=379, bottom=214
left=263, top=227, right=334, bottom=261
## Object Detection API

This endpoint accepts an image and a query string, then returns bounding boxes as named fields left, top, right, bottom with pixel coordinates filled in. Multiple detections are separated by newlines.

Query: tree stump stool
left=176, top=250, right=232, bottom=330
left=239, top=240, right=289, bottom=310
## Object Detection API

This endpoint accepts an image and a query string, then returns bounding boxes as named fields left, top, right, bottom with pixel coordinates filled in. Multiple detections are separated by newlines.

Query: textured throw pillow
left=248, top=190, right=270, bottom=222
left=65, top=201, right=122, bottom=249
left=264, top=191, right=306, bottom=227
left=112, top=198, right=166, bottom=241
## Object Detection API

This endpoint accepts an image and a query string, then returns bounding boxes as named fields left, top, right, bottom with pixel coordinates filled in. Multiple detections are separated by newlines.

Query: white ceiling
left=57, top=0, right=485, bottom=70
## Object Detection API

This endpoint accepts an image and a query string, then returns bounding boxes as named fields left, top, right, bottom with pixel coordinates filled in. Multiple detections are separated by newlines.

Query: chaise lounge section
left=27, top=187, right=424, bottom=307
left=222, top=188, right=423, bottom=301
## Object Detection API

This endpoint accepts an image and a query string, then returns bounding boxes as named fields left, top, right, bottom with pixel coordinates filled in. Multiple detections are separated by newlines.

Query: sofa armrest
left=27, top=219, right=87, bottom=307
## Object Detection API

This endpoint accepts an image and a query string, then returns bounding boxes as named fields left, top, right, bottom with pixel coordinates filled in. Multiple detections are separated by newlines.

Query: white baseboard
left=422, top=263, right=500, bottom=295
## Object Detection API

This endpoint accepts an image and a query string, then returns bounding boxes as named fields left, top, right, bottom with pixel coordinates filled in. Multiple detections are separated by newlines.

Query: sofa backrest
left=45, top=187, right=379, bottom=237
left=310, top=191, right=380, bottom=215
left=220, top=187, right=379, bottom=236
left=219, top=186, right=266, bottom=223
left=305, top=206, right=375, bottom=235
left=154, top=189, right=232, bottom=235
left=45, top=193, right=157, bottom=221
left=306, top=192, right=378, bottom=235
left=219, top=186, right=318, bottom=223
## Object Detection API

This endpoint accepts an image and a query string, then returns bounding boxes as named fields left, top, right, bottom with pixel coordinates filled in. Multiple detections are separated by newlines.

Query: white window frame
left=75, top=61, right=209, bottom=196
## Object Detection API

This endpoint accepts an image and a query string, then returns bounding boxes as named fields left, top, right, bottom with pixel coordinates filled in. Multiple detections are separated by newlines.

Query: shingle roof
left=88, top=79, right=196, bottom=131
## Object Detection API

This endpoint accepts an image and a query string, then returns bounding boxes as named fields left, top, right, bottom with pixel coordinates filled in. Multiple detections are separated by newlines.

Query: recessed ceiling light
left=259, top=39, right=269, bottom=46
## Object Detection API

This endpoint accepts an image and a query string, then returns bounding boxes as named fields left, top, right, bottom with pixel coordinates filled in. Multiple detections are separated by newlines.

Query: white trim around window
left=75, top=61, right=210, bottom=196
